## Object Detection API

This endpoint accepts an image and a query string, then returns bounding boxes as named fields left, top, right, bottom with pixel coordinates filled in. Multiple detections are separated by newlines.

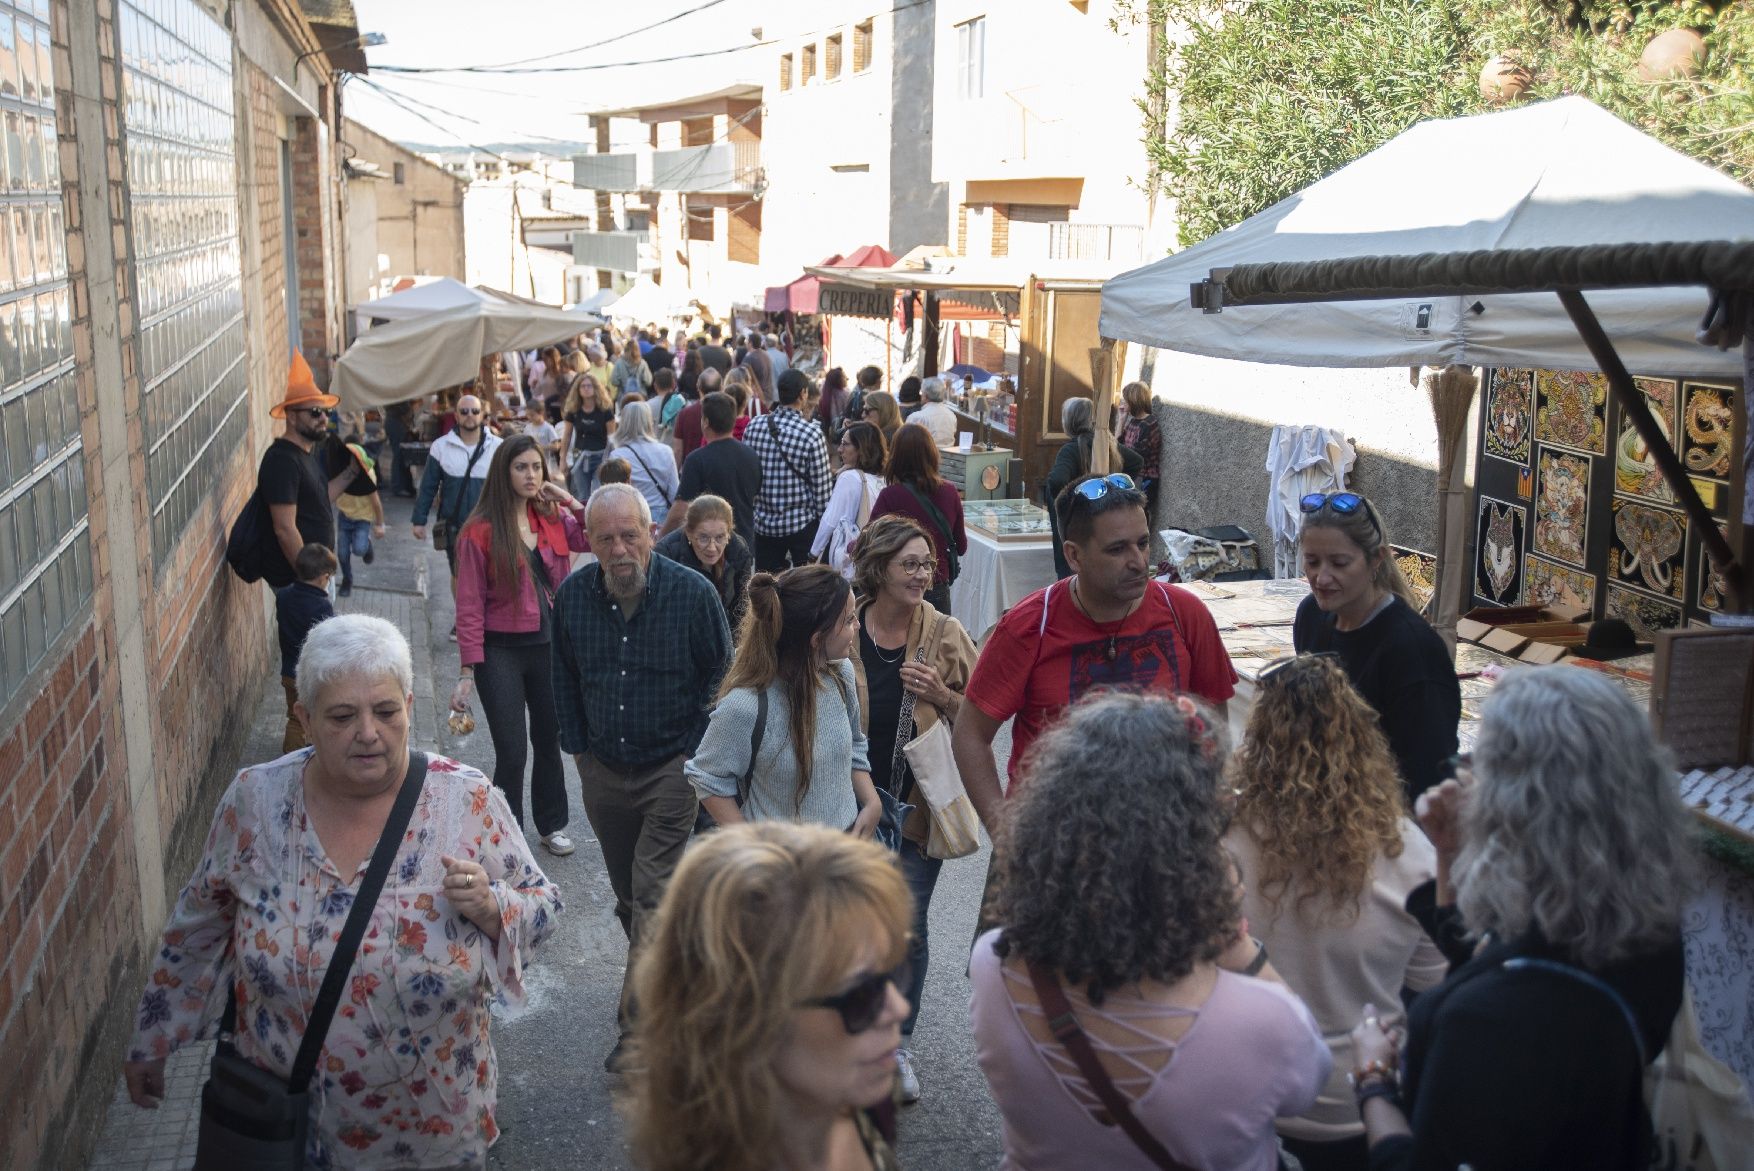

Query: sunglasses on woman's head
left=1070, top=473, right=1137, bottom=503
left=801, top=959, right=911, bottom=1034
left=1298, top=491, right=1382, bottom=538
left=1257, top=650, right=1342, bottom=685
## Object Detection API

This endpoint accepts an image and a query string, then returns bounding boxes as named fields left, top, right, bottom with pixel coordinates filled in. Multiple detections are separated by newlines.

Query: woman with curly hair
left=624, top=821, right=908, bottom=1171
left=971, top=690, right=1329, bottom=1170
left=1225, top=654, right=1445, bottom=1171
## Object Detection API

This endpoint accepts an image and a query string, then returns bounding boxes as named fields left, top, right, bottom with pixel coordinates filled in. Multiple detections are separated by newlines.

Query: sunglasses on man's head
left=800, top=959, right=911, bottom=1034
left=1069, top=473, right=1138, bottom=504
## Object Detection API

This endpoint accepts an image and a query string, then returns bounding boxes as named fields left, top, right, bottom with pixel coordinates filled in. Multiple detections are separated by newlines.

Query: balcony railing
left=1047, top=222, right=1146, bottom=264
left=650, top=140, right=761, bottom=194
left=571, top=230, right=649, bottom=273
left=572, top=152, right=643, bottom=192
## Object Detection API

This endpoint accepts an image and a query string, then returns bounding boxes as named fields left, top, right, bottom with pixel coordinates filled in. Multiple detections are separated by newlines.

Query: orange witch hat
left=270, top=351, right=340, bottom=418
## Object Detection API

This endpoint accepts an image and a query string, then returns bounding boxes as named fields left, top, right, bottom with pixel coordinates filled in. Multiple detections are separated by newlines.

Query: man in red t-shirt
left=953, top=473, right=1236, bottom=834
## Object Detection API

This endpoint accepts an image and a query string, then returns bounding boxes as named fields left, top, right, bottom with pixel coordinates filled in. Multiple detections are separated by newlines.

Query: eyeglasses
left=1069, top=473, right=1138, bottom=503
left=292, top=406, right=327, bottom=418
left=457, top=408, right=482, bottom=417
left=690, top=531, right=730, bottom=547
left=894, top=556, right=937, bottom=578
left=1298, top=492, right=1382, bottom=538
left=801, top=959, right=911, bottom=1034
left=1257, top=651, right=1342, bottom=685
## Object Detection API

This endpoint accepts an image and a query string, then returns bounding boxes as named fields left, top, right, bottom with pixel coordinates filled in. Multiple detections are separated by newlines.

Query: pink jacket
left=455, top=502, right=589, bottom=666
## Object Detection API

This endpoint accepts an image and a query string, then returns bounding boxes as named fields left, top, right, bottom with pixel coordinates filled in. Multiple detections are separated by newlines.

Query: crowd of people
left=118, top=325, right=1712, bottom=1170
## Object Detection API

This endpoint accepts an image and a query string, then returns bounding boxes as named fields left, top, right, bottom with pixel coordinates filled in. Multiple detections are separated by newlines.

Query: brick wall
left=292, top=115, right=337, bottom=385
left=0, top=6, right=320, bottom=1168
left=990, top=203, right=1010, bottom=258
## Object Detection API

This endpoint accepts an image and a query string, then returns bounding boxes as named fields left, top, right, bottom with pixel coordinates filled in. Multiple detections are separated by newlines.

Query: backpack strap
left=735, top=689, right=768, bottom=807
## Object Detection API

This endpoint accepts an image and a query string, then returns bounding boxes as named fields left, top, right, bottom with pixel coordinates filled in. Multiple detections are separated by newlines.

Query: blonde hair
left=564, top=372, right=612, bottom=416
left=624, top=822, right=910, bottom=1171
left=1299, top=494, right=1418, bottom=609
left=1229, top=654, right=1406, bottom=921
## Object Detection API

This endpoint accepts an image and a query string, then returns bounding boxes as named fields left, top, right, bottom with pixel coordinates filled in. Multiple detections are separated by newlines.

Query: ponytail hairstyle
left=720, top=565, right=852, bottom=811
left=1299, top=494, right=1418, bottom=610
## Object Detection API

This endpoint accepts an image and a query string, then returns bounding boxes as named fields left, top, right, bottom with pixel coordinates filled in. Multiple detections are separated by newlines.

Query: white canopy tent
left=575, top=287, right=622, bottom=314
left=350, top=277, right=483, bottom=333
left=1101, top=96, right=1754, bottom=625
left=333, top=290, right=601, bottom=408
left=1101, top=97, right=1754, bottom=380
left=604, top=277, right=692, bottom=325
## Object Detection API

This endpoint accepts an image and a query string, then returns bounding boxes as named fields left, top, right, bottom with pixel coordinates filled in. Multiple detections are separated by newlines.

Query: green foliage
left=1116, top=0, right=1754, bottom=247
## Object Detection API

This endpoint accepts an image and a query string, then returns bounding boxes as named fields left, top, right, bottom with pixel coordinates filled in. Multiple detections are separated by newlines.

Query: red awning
left=765, top=244, right=897, bottom=314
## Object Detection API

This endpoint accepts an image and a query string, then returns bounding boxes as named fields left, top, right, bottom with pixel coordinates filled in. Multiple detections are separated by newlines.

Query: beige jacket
left=851, top=599, right=979, bottom=843
left=1226, top=817, right=1447, bottom=1142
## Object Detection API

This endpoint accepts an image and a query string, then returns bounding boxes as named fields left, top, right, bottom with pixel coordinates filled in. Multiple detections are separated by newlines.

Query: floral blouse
left=128, top=752, right=562, bottom=1169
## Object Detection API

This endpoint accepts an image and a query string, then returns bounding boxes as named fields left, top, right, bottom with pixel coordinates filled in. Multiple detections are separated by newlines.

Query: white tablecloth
left=950, top=528, right=1057, bottom=641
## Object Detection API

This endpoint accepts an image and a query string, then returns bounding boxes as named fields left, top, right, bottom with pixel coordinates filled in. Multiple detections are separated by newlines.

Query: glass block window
left=118, top=0, right=246, bottom=566
left=0, top=0, right=90, bottom=710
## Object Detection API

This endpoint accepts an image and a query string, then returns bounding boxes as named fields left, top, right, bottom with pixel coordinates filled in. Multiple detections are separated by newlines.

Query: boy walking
left=276, top=543, right=337, bottom=752
left=335, top=442, right=385, bottom=597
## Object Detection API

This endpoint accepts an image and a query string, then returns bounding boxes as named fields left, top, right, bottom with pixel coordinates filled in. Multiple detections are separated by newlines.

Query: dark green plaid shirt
left=551, top=552, right=732, bottom=771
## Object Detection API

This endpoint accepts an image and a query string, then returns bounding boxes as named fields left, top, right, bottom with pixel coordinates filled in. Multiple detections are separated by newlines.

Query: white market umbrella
left=1100, top=97, right=1754, bottom=379
left=333, top=293, right=602, bottom=408
left=351, top=277, right=483, bottom=332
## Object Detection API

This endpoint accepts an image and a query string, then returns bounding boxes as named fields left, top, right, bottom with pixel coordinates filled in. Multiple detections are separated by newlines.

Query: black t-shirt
left=566, top=407, right=614, bottom=453
left=258, top=436, right=334, bottom=570
left=1292, top=592, right=1461, bottom=804
left=647, top=345, right=674, bottom=373
left=698, top=343, right=732, bottom=374
left=677, top=437, right=763, bottom=539
left=859, top=615, right=909, bottom=798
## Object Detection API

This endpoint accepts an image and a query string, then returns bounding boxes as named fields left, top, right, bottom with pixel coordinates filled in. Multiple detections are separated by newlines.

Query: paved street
left=87, top=490, right=1008, bottom=1169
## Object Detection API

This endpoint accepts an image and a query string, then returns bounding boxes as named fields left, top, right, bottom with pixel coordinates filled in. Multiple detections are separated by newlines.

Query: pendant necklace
left=1070, top=578, right=1125, bottom=663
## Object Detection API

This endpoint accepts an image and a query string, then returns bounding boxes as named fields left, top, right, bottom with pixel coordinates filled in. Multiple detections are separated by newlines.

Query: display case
left=965, top=498, right=1054, bottom=542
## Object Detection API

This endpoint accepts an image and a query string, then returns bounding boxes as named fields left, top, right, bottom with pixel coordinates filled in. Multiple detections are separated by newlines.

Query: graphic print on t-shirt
left=1066, top=630, right=1184, bottom=703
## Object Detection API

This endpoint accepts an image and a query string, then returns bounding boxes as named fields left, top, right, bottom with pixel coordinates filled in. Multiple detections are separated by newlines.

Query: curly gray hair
left=992, top=690, right=1235, bottom=1002
left=1456, top=666, right=1695, bottom=969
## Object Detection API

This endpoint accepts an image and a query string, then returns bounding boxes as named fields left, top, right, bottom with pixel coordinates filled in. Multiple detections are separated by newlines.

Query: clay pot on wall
left=1478, top=55, right=1532, bottom=103
left=1637, top=28, right=1707, bottom=82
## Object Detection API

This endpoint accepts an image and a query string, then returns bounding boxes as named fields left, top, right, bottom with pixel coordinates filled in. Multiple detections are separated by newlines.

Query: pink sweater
left=969, top=931, right=1329, bottom=1171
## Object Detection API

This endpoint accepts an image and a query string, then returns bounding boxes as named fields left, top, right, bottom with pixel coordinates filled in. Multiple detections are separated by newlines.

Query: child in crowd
left=334, top=442, right=385, bottom=598
left=598, top=457, right=632, bottom=485
left=525, top=399, right=561, bottom=473
left=275, top=543, right=337, bottom=752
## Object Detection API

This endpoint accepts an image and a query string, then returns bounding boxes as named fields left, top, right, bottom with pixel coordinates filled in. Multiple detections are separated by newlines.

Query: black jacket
left=654, top=528, right=753, bottom=632
left=1371, top=880, right=1683, bottom=1171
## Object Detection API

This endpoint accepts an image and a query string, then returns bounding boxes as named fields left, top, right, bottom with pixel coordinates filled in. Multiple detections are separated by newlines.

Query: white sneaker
left=895, top=1047, right=921, bottom=1104
left=540, top=831, right=575, bottom=856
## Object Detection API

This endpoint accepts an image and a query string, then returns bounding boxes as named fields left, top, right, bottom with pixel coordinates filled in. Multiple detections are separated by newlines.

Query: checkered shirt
left=551, top=552, right=732, bottom=771
left=742, top=406, right=833, bottom=537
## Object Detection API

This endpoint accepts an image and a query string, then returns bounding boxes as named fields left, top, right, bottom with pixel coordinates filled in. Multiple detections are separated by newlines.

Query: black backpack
left=226, top=490, right=290, bottom=587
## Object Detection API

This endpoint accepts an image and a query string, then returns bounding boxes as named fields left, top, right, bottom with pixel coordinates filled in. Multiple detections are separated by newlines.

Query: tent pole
left=1557, top=289, right=1745, bottom=610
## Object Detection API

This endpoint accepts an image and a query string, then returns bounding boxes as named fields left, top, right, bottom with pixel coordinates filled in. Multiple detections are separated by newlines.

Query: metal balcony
left=571, top=230, right=649, bottom=273
left=572, top=152, right=644, bottom=192
left=649, top=141, right=761, bottom=194
left=1047, top=222, right=1147, bottom=264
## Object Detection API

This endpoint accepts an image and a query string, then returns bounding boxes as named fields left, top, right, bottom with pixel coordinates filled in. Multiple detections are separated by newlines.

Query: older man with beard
left=551, top=482, right=732, bottom=1071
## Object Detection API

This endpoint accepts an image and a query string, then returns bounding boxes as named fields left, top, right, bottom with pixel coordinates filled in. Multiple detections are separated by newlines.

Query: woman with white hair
left=611, top=398, right=680, bottom=520
left=1348, top=666, right=1693, bottom=1171
left=123, top=614, right=562, bottom=1168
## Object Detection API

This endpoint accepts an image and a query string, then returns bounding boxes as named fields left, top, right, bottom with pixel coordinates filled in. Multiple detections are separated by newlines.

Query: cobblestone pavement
left=87, top=493, right=1010, bottom=1169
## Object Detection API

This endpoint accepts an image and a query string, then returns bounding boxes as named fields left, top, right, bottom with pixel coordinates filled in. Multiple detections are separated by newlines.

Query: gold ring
left=464, top=874, right=473, bottom=888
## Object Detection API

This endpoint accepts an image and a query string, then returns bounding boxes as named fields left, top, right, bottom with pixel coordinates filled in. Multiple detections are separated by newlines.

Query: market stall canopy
left=1100, top=96, right=1754, bottom=379
left=765, top=244, right=897, bottom=315
left=604, top=276, right=694, bottom=325
left=807, top=255, right=1118, bottom=319
left=574, top=287, right=621, bottom=314
left=351, top=277, right=483, bottom=332
left=332, top=295, right=602, bottom=408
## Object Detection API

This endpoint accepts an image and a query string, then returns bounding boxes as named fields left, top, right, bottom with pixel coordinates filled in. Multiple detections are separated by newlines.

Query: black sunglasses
left=801, top=959, right=911, bottom=1034
left=1257, top=650, right=1342, bottom=685
left=293, top=406, right=328, bottom=418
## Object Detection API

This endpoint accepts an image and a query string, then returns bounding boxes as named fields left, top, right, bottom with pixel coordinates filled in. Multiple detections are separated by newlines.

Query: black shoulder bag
left=194, top=753, right=429, bottom=1170
left=903, top=483, right=961, bottom=584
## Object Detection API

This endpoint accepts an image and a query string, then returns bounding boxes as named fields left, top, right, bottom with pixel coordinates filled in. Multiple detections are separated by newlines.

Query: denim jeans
left=898, top=836, right=943, bottom=1038
left=337, top=516, right=373, bottom=585
left=569, top=448, right=606, bottom=503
